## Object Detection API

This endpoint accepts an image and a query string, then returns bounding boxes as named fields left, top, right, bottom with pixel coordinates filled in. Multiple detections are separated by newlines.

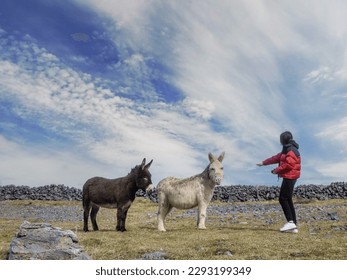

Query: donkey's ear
left=145, top=159, right=153, bottom=169
left=141, top=158, right=146, bottom=170
left=218, top=152, right=225, bottom=162
left=208, top=152, right=215, bottom=163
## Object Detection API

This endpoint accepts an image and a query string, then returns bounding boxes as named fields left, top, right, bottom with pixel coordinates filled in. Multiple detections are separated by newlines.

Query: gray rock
left=216, top=250, right=233, bottom=257
left=8, top=221, right=91, bottom=260
left=327, top=212, right=339, bottom=221
left=140, top=251, right=168, bottom=260
left=331, top=225, right=347, bottom=231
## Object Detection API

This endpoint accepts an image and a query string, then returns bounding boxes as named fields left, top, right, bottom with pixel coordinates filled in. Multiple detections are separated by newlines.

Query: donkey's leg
left=83, top=200, right=91, bottom=232
left=116, top=207, right=122, bottom=231
left=121, top=208, right=129, bottom=232
left=197, top=202, right=208, bottom=229
left=116, top=206, right=130, bottom=232
left=157, top=195, right=166, bottom=231
left=158, top=202, right=173, bottom=232
left=90, top=205, right=100, bottom=231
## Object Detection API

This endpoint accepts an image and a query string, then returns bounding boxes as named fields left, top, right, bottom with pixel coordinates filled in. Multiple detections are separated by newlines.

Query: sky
left=1, top=0, right=347, bottom=188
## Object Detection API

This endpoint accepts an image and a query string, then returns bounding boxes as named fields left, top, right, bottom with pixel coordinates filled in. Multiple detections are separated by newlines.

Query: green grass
left=1, top=198, right=346, bottom=260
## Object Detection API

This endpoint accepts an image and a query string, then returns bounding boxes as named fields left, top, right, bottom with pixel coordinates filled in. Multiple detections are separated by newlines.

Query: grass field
left=1, top=198, right=346, bottom=260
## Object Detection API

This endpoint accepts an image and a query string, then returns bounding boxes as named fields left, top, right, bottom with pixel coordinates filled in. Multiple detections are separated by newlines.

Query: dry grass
left=1, top=198, right=346, bottom=260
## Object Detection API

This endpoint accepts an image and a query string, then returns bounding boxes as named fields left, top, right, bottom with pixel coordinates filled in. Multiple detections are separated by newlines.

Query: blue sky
left=1, top=0, right=347, bottom=188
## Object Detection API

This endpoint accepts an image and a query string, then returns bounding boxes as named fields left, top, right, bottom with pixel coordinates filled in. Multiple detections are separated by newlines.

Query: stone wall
left=0, top=184, right=82, bottom=201
left=212, top=182, right=347, bottom=202
left=1, top=182, right=347, bottom=202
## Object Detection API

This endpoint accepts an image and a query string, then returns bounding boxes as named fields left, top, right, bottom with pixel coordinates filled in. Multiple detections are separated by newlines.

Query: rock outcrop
left=8, top=221, right=90, bottom=260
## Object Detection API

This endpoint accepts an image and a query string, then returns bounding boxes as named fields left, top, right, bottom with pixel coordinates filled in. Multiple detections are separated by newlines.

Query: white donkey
left=157, top=152, right=225, bottom=231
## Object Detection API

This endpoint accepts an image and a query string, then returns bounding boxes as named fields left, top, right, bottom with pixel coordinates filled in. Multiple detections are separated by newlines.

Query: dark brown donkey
left=82, top=158, right=153, bottom=232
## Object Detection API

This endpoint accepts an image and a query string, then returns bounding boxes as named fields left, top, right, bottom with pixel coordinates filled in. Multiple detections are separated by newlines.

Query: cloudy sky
left=1, top=0, right=347, bottom=188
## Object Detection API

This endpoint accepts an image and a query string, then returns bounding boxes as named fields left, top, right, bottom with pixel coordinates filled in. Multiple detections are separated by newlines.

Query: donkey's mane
left=198, top=164, right=210, bottom=179
left=202, top=164, right=211, bottom=174
left=128, top=165, right=140, bottom=176
left=179, top=164, right=210, bottom=182
left=201, top=164, right=212, bottom=180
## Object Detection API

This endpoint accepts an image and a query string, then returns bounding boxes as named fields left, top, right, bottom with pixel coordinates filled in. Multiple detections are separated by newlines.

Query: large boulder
left=8, top=221, right=91, bottom=260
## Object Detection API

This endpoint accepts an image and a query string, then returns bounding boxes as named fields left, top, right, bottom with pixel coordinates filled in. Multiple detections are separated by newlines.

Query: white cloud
left=316, top=117, right=347, bottom=151
left=0, top=135, right=106, bottom=187
left=313, top=158, right=347, bottom=183
left=151, top=1, right=293, bottom=159
left=124, top=53, right=145, bottom=68
left=0, top=32, right=232, bottom=185
left=3, top=0, right=347, bottom=186
left=81, top=0, right=156, bottom=52
left=304, top=66, right=335, bottom=84
left=181, top=97, right=214, bottom=120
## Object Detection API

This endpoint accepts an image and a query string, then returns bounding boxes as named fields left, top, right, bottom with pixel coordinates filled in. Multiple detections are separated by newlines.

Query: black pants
left=279, top=178, right=297, bottom=224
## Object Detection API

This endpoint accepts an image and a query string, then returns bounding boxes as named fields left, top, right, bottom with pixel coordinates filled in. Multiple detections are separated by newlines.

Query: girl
left=257, top=131, right=301, bottom=233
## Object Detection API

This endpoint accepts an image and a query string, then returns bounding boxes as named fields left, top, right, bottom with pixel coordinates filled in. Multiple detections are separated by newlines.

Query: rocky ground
left=0, top=182, right=346, bottom=226
left=165, top=201, right=347, bottom=227
left=1, top=184, right=346, bottom=261
left=0, top=199, right=345, bottom=226
left=0, top=201, right=83, bottom=222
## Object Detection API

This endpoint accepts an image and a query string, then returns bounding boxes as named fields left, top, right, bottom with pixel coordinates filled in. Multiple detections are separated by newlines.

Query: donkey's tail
left=82, top=184, right=89, bottom=208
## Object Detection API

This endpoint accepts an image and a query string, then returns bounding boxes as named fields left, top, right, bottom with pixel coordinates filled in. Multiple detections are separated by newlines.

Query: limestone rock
left=140, top=251, right=168, bottom=260
left=8, top=221, right=91, bottom=260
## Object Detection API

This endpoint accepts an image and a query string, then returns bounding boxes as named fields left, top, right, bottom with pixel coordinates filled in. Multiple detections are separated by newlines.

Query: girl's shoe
left=280, top=221, right=297, bottom=232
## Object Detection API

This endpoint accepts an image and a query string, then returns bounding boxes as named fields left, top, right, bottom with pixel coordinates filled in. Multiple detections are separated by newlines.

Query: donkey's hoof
left=198, top=226, right=207, bottom=230
left=158, top=228, right=166, bottom=232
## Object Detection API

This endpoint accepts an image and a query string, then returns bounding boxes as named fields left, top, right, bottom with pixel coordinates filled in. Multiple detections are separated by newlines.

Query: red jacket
left=263, top=145, right=301, bottom=179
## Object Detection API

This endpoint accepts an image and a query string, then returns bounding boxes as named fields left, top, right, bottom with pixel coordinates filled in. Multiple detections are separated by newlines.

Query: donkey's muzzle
left=146, top=184, right=154, bottom=194
left=214, top=176, right=223, bottom=185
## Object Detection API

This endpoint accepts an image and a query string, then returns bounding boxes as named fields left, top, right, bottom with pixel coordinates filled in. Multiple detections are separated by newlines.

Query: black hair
left=280, top=131, right=293, bottom=145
